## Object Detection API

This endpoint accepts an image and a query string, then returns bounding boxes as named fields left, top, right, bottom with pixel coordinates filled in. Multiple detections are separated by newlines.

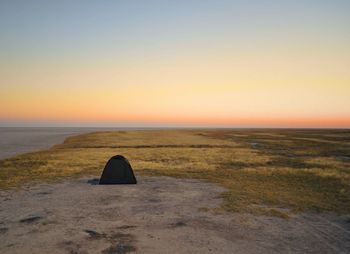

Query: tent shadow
left=87, top=178, right=100, bottom=185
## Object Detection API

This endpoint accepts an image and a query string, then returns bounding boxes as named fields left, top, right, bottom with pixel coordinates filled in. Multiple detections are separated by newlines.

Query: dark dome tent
left=99, top=155, right=137, bottom=184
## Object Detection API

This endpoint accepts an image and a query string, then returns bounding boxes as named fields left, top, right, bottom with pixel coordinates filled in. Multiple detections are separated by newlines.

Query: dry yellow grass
left=1, top=129, right=350, bottom=217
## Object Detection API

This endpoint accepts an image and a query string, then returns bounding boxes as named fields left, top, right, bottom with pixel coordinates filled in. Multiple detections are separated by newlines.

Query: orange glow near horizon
left=1, top=64, right=350, bottom=127
left=2, top=62, right=350, bottom=127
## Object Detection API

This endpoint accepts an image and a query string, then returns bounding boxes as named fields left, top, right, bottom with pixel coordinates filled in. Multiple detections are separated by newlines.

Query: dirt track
left=0, top=176, right=349, bottom=254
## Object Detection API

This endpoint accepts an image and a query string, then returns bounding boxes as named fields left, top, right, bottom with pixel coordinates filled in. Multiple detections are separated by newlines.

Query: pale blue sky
left=1, top=0, right=349, bottom=63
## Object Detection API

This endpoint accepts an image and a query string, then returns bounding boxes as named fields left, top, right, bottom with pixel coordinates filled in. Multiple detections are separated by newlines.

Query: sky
left=1, top=0, right=350, bottom=128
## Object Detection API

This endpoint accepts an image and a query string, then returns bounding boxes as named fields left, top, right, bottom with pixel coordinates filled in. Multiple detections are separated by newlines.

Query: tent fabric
left=99, top=155, right=137, bottom=184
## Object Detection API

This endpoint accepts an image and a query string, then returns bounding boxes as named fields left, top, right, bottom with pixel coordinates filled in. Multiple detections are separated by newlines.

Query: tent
left=99, top=155, right=137, bottom=184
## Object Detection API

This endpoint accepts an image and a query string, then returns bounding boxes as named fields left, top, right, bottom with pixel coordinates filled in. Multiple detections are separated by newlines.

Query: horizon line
left=1, top=125, right=349, bottom=130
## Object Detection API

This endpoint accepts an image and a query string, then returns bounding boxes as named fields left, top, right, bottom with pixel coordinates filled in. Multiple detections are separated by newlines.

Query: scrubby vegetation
left=1, top=129, right=349, bottom=217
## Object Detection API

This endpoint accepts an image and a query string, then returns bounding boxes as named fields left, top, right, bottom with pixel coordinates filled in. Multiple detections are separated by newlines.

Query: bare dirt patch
left=0, top=176, right=349, bottom=254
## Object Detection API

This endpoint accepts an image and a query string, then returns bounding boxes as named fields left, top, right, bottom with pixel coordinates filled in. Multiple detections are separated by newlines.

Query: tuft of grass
left=0, top=129, right=350, bottom=217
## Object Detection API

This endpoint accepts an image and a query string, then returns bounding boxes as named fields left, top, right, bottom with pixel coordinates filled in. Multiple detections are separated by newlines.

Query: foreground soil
left=1, top=176, right=349, bottom=254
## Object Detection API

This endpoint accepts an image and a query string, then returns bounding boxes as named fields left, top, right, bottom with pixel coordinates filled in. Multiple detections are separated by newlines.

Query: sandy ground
left=0, top=176, right=349, bottom=254
left=0, top=128, right=117, bottom=159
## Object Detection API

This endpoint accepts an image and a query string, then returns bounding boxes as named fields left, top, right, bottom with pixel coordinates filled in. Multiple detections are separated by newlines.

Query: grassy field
left=1, top=129, right=350, bottom=217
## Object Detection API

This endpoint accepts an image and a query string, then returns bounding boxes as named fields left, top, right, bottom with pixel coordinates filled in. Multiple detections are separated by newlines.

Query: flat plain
left=0, top=129, right=350, bottom=253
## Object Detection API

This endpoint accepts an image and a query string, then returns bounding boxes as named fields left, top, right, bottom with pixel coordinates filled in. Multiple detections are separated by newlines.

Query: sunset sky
left=1, top=0, right=350, bottom=128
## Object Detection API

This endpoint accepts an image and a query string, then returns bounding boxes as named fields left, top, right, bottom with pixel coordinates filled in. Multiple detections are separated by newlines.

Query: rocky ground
left=0, top=176, right=349, bottom=254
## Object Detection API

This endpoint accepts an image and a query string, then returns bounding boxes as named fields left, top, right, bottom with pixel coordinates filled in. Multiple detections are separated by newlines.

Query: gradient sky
left=1, top=0, right=350, bottom=127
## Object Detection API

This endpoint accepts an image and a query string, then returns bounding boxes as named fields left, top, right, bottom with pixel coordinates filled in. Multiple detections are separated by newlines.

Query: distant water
left=0, top=127, right=113, bottom=159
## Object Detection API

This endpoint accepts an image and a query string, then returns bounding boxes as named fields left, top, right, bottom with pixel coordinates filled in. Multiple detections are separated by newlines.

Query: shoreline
left=0, top=127, right=110, bottom=160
